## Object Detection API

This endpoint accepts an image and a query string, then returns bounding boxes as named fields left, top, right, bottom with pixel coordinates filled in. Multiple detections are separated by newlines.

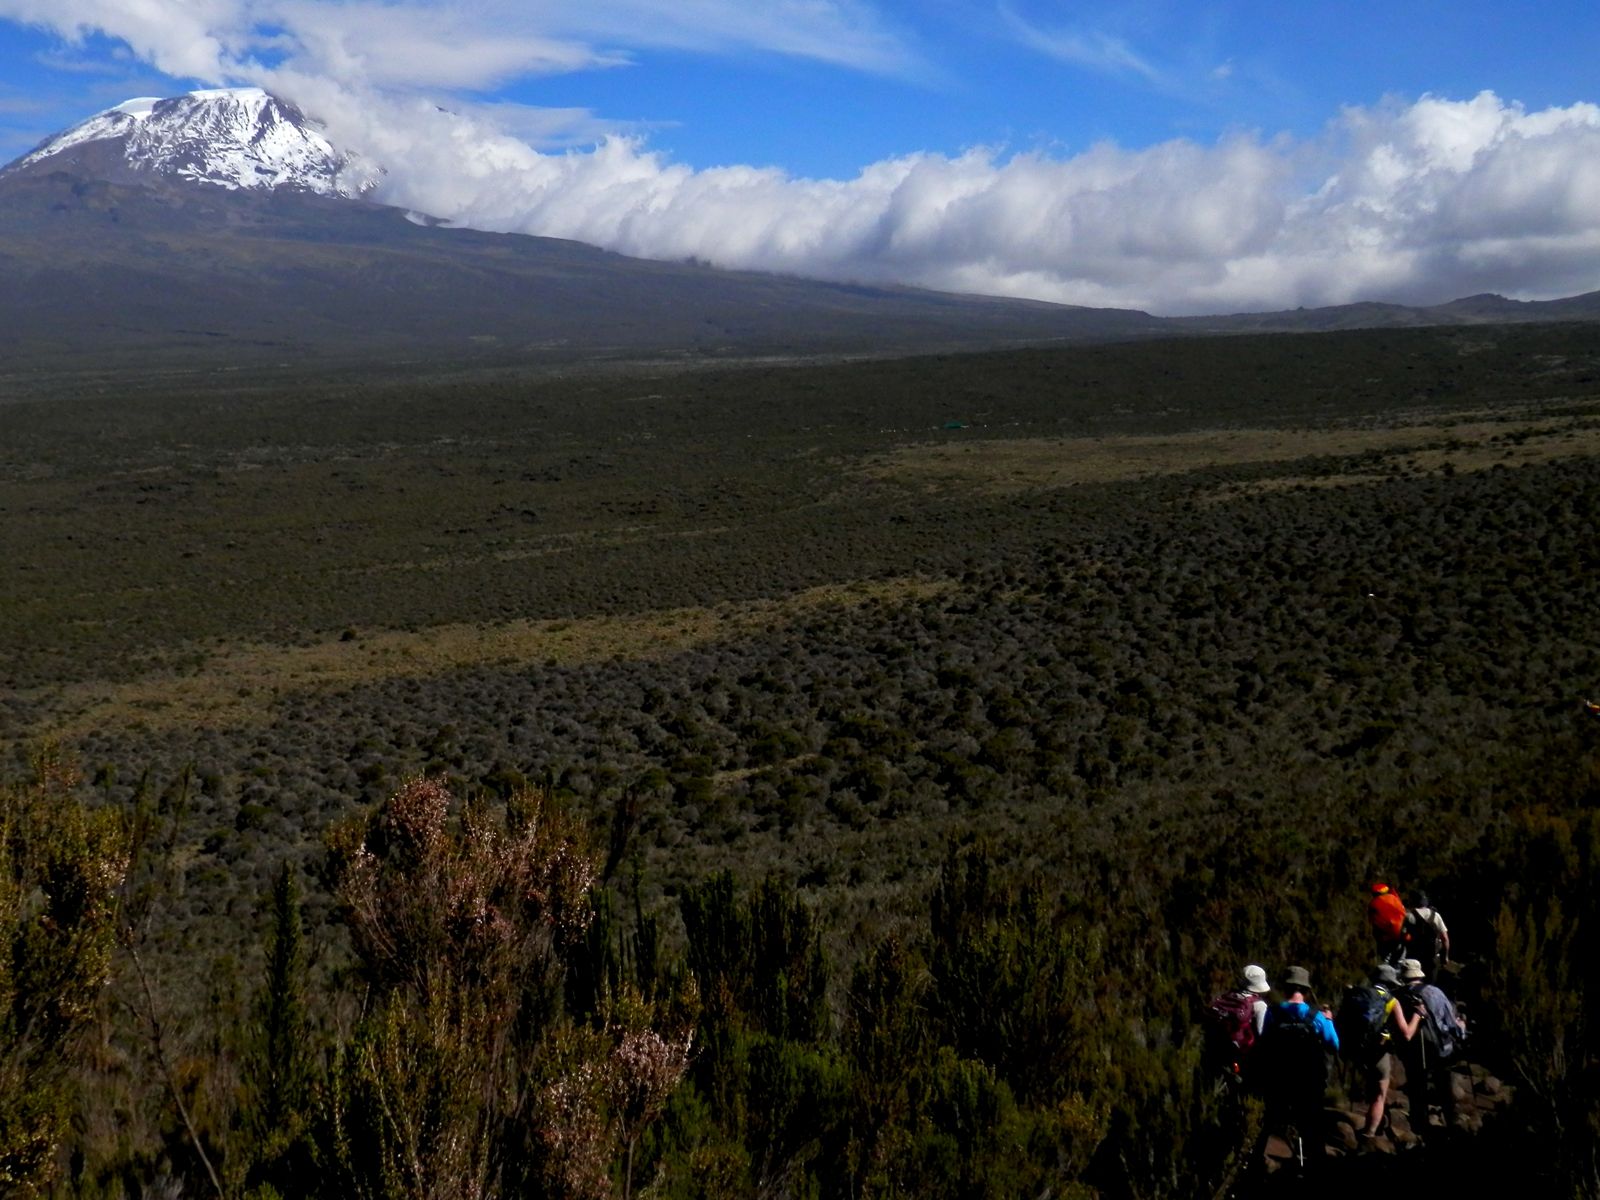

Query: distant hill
left=1176, top=290, right=1600, bottom=335
left=2, top=87, right=1599, bottom=374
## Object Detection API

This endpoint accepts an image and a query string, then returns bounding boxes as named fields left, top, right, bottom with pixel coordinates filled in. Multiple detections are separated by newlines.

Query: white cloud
left=292, top=88, right=1597, bottom=315
left=541, top=0, right=914, bottom=75
left=0, top=0, right=251, bottom=80
left=4, top=0, right=1600, bottom=314
left=268, top=1, right=626, bottom=90
left=999, top=5, right=1162, bottom=84
left=0, top=0, right=916, bottom=91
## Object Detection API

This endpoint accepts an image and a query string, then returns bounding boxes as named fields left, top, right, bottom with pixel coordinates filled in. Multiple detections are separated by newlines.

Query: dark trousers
left=1403, top=1045, right=1456, bottom=1133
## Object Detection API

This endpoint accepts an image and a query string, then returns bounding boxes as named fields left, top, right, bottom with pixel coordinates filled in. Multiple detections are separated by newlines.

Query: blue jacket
left=1263, top=1000, right=1340, bottom=1051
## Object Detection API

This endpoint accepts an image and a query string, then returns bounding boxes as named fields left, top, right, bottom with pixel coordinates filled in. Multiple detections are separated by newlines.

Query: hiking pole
left=1457, top=1002, right=1474, bottom=1096
left=1417, top=1020, right=1430, bottom=1133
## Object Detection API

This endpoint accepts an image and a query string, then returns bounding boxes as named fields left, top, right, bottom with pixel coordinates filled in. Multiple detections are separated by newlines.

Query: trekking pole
left=1418, top=1021, right=1429, bottom=1131
left=1457, top=1003, right=1474, bottom=1096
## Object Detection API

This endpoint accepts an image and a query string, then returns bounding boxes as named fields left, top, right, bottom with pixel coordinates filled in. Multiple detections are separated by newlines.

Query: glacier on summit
left=7, top=88, right=378, bottom=198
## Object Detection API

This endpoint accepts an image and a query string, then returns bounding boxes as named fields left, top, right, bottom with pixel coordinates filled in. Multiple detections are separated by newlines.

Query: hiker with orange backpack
left=1367, top=882, right=1408, bottom=964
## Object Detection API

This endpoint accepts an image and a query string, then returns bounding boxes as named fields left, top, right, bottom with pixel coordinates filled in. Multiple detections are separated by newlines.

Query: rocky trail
left=1238, top=1055, right=1517, bottom=1197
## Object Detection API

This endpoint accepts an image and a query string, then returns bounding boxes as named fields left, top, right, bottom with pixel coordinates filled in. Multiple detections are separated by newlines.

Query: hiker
left=1393, top=957, right=1468, bottom=1138
left=1336, top=963, right=1402, bottom=1148
left=1203, top=964, right=1271, bottom=1088
left=1403, top=890, right=1451, bottom=982
left=1253, top=966, right=1340, bottom=1170
left=1367, top=882, right=1408, bottom=964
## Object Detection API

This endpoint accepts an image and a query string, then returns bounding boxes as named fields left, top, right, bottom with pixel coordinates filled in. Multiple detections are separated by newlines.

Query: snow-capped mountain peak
left=6, top=87, right=378, bottom=197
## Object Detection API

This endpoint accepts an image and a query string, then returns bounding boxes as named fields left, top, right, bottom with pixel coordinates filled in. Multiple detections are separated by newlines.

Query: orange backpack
left=1367, top=890, right=1406, bottom=940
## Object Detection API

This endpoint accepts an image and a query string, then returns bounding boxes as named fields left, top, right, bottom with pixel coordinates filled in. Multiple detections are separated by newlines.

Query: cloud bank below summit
left=7, top=0, right=1600, bottom=314
left=308, top=88, right=1600, bottom=316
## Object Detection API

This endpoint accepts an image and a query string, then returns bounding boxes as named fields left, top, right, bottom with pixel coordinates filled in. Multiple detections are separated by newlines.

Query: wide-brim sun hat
left=1373, top=963, right=1400, bottom=986
left=1242, top=964, right=1270, bottom=994
left=1400, top=958, right=1427, bottom=982
left=1282, top=965, right=1313, bottom=991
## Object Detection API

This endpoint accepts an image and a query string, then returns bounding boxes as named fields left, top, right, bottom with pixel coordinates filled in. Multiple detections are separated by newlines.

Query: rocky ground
left=1240, top=1055, right=1514, bottom=1197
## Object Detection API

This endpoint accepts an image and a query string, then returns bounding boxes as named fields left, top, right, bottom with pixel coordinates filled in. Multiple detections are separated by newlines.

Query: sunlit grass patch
left=1208, top=417, right=1600, bottom=498
left=30, top=576, right=952, bottom=739
left=863, top=405, right=1600, bottom=494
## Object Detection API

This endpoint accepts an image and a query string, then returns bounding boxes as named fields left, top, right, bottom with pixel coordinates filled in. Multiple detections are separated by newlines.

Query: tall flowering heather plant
left=0, top=747, right=130, bottom=1197
left=327, top=778, right=598, bottom=1010
left=319, top=779, right=687, bottom=1200
left=532, top=989, right=694, bottom=1200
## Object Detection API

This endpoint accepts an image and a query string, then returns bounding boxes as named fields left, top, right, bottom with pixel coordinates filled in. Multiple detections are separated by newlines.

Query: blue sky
left=4, top=1, right=1600, bottom=313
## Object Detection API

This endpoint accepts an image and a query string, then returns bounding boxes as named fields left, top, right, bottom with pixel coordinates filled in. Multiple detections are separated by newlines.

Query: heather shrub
left=316, top=777, right=689, bottom=1200
left=0, top=747, right=129, bottom=1196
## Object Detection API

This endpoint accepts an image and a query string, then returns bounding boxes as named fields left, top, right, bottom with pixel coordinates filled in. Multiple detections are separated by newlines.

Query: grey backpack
left=1416, top=984, right=1459, bottom=1059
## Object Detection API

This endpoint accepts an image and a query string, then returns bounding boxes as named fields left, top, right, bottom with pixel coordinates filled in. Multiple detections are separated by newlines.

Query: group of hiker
left=1205, top=881, right=1469, bottom=1169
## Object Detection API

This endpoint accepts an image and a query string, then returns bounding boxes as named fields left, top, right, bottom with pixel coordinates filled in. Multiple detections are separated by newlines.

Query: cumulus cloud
left=5, top=0, right=1600, bottom=313
left=292, top=87, right=1600, bottom=315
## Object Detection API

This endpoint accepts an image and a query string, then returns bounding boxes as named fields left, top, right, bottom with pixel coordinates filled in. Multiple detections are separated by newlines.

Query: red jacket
left=1368, top=890, right=1406, bottom=940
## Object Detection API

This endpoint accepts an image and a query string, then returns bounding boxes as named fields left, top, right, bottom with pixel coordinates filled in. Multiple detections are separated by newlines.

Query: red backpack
left=1368, top=890, right=1407, bottom=941
left=1203, top=991, right=1258, bottom=1072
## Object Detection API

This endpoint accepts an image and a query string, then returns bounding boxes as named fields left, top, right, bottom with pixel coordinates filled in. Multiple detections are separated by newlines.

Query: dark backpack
left=1260, top=1003, right=1331, bottom=1103
left=1335, top=984, right=1390, bottom=1063
left=1405, top=909, right=1444, bottom=975
left=1203, top=991, right=1258, bottom=1072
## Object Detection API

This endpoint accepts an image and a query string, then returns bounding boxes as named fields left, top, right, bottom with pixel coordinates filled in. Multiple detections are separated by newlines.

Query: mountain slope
left=0, top=164, right=1163, bottom=370
left=4, top=87, right=1600, bottom=374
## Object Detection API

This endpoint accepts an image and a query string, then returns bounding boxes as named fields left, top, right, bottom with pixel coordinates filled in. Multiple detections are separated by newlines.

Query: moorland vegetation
left=3, top=324, right=1599, bottom=1196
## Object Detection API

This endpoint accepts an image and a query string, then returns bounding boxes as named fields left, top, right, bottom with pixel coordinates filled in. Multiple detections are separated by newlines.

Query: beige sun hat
left=1400, top=958, right=1427, bottom=982
left=1242, top=964, right=1270, bottom=994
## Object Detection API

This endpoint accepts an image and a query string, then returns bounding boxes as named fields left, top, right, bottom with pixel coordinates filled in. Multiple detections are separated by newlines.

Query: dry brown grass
left=864, top=405, right=1600, bottom=495
left=1214, top=423, right=1600, bottom=496
left=29, top=577, right=952, bottom=739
